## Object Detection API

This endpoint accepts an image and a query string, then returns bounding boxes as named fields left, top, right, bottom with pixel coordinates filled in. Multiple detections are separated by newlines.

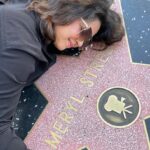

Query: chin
left=59, top=47, right=66, bottom=51
left=54, top=43, right=65, bottom=51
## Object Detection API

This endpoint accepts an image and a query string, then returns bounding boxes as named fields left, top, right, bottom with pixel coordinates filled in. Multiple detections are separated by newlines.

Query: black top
left=0, top=2, right=57, bottom=150
left=0, top=1, right=82, bottom=149
left=0, top=2, right=57, bottom=86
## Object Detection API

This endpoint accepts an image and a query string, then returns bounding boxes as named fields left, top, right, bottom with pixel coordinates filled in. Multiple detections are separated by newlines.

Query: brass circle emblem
left=97, top=87, right=141, bottom=128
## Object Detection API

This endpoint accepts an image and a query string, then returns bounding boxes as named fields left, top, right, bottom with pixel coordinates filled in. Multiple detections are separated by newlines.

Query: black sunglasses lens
left=80, top=28, right=92, bottom=48
left=82, top=39, right=92, bottom=48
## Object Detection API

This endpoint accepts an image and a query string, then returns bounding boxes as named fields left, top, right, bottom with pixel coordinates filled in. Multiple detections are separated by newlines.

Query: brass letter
left=53, top=121, right=68, bottom=134
left=90, top=62, right=104, bottom=71
left=80, top=77, right=94, bottom=87
left=45, top=130, right=62, bottom=149
left=70, top=96, right=85, bottom=104
left=59, top=112, right=73, bottom=124
left=84, top=69, right=97, bottom=78
left=65, top=101, right=78, bottom=112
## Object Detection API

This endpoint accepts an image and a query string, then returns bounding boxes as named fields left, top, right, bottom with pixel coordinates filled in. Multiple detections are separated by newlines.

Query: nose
left=68, top=38, right=84, bottom=48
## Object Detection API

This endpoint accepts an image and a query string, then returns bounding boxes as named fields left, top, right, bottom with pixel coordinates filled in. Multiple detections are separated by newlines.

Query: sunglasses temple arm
left=81, top=18, right=89, bottom=28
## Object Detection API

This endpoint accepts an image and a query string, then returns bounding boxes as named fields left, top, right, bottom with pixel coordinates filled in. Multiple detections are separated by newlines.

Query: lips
left=67, top=40, right=74, bottom=48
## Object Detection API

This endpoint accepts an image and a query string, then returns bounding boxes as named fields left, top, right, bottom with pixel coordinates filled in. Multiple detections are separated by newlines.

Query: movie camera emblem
left=97, top=87, right=141, bottom=128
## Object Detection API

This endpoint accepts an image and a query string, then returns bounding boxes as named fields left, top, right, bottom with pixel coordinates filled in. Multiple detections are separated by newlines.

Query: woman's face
left=53, top=18, right=101, bottom=51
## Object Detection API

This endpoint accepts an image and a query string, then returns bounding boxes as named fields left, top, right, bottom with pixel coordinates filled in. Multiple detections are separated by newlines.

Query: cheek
left=57, top=23, right=80, bottom=40
left=55, top=26, right=67, bottom=40
left=58, top=29, right=70, bottom=40
left=65, top=24, right=81, bottom=39
left=69, top=27, right=80, bottom=38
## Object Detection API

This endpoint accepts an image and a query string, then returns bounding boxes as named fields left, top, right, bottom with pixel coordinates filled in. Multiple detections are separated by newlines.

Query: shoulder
left=0, top=3, right=41, bottom=49
left=1, top=3, right=35, bottom=26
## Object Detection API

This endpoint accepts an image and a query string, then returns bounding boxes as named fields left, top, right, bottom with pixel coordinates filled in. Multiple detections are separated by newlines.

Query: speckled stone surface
left=24, top=1, right=150, bottom=150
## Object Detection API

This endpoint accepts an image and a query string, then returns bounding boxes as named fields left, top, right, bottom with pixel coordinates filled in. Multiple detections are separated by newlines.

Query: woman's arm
left=0, top=68, right=29, bottom=150
left=0, top=46, right=37, bottom=149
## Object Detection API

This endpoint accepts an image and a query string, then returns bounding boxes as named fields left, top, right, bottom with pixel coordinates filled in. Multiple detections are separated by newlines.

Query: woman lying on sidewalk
left=0, top=0, right=124, bottom=149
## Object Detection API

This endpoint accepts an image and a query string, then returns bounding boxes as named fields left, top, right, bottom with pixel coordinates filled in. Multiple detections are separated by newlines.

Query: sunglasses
left=78, top=18, right=93, bottom=49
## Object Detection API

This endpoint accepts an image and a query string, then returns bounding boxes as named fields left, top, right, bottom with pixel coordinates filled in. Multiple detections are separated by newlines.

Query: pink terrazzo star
left=24, top=1, right=150, bottom=150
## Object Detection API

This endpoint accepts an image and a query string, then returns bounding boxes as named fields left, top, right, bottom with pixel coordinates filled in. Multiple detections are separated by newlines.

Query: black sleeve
left=0, top=48, right=36, bottom=150
left=0, top=0, right=8, bottom=4
left=0, top=68, right=29, bottom=150
left=0, top=0, right=30, bottom=4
